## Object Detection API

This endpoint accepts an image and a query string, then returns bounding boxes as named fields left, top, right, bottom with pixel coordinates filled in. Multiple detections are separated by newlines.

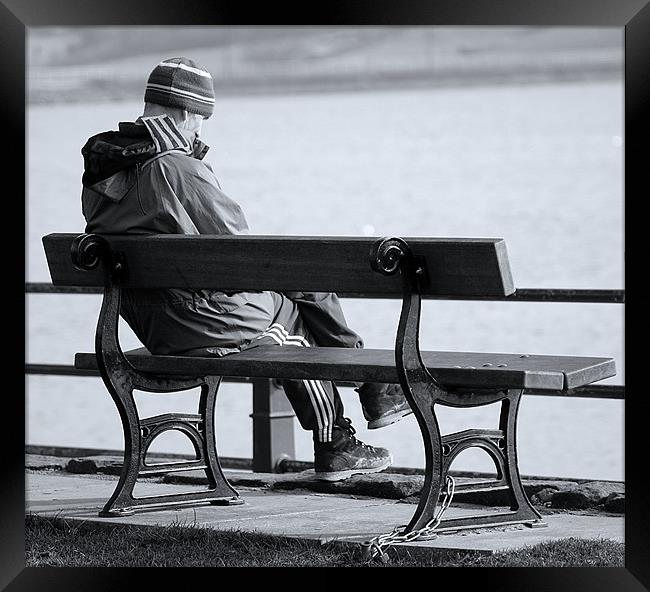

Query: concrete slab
left=25, top=470, right=624, bottom=556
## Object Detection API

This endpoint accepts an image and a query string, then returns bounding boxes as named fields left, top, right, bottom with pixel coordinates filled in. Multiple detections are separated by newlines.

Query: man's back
left=81, top=116, right=275, bottom=356
left=82, top=118, right=248, bottom=237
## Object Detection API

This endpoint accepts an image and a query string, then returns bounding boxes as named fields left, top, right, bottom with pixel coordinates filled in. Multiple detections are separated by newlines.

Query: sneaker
left=356, top=383, right=414, bottom=430
left=313, top=417, right=393, bottom=481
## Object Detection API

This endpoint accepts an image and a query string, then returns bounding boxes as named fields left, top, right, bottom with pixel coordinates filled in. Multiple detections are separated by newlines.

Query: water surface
left=27, top=81, right=624, bottom=479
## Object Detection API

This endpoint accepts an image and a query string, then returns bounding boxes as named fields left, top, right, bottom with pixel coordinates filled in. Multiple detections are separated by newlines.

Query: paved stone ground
left=25, top=469, right=624, bottom=557
left=26, top=452, right=625, bottom=510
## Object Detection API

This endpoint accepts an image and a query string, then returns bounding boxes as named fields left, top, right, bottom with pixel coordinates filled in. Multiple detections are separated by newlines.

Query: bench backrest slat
left=43, top=234, right=515, bottom=297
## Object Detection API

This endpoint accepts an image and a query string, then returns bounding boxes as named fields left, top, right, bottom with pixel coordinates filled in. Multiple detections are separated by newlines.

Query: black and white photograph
left=16, top=14, right=634, bottom=576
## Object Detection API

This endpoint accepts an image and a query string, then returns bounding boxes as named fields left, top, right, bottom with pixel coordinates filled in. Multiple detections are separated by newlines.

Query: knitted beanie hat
left=144, top=57, right=215, bottom=119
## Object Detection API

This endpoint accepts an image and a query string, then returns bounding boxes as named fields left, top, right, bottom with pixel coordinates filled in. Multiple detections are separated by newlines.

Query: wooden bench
left=43, top=233, right=616, bottom=535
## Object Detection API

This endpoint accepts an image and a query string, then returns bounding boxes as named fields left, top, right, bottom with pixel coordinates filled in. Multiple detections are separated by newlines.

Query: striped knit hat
left=144, top=57, right=215, bottom=119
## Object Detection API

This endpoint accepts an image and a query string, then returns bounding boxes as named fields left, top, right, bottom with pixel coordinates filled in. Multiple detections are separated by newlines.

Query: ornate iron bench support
left=370, top=237, right=545, bottom=533
left=72, top=234, right=242, bottom=517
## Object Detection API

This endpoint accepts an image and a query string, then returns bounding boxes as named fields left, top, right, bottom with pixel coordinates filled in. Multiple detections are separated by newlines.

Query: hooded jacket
left=81, top=114, right=276, bottom=355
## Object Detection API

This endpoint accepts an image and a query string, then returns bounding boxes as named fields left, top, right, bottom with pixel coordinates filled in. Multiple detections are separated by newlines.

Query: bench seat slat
left=75, top=347, right=615, bottom=391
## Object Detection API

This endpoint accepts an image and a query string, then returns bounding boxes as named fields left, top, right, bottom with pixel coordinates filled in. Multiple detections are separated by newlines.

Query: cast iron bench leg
left=371, top=237, right=545, bottom=533
left=72, top=235, right=242, bottom=517
left=429, top=389, right=545, bottom=532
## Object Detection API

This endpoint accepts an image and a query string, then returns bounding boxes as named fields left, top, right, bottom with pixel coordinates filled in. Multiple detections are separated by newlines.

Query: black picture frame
left=8, top=0, right=643, bottom=589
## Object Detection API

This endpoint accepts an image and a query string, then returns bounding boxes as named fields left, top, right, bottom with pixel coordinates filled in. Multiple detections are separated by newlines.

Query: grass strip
left=25, top=514, right=624, bottom=568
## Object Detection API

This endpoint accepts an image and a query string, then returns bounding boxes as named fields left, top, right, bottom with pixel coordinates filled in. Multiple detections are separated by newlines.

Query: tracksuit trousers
left=240, top=291, right=363, bottom=443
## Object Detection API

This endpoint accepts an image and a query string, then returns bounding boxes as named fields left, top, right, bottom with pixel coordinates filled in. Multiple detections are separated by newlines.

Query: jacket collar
left=126, top=114, right=209, bottom=160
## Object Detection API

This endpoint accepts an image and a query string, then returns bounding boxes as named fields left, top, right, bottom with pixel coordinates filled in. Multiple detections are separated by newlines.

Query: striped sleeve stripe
left=146, top=83, right=215, bottom=104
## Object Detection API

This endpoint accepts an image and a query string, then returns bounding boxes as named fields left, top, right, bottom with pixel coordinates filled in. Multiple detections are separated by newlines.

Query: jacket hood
left=81, top=116, right=209, bottom=202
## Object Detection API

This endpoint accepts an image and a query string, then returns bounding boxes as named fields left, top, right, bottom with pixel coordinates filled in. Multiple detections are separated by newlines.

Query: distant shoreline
left=28, top=64, right=621, bottom=105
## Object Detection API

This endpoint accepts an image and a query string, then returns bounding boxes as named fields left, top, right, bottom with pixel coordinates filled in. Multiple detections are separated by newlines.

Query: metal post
left=251, top=378, right=296, bottom=473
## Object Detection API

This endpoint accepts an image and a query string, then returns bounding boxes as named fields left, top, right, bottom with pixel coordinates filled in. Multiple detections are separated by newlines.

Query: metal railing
left=25, top=282, right=625, bottom=472
left=26, top=282, right=626, bottom=303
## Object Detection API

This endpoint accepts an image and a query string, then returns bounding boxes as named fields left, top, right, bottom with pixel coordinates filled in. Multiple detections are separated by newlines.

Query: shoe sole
left=313, top=456, right=393, bottom=482
left=367, top=408, right=413, bottom=430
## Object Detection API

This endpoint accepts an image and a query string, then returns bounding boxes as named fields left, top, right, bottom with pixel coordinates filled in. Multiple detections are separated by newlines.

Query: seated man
left=80, top=57, right=412, bottom=481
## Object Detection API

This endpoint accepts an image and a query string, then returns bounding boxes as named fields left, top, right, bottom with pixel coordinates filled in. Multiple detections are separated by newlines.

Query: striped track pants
left=240, top=293, right=351, bottom=442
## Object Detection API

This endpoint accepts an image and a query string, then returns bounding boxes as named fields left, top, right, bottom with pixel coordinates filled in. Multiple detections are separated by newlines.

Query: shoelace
left=338, top=417, right=372, bottom=449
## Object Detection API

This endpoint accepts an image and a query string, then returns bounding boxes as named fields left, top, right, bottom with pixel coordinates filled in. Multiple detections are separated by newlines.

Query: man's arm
left=151, top=153, right=250, bottom=236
